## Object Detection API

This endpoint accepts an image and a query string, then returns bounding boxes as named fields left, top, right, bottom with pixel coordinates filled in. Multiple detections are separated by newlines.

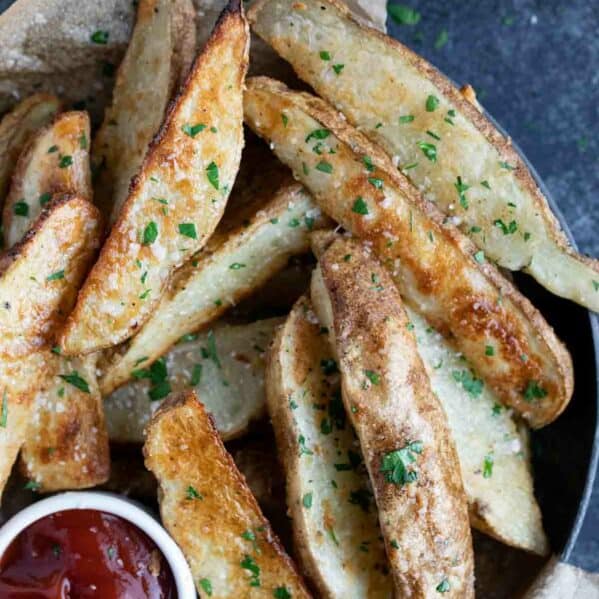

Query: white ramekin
left=0, top=491, right=195, bottom=597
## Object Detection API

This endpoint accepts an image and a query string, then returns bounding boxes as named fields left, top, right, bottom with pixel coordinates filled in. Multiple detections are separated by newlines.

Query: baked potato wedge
left=144, top=390, right=312, bottom=598
left=244, top=77, right=573, bottom=429
left=0, top=195, right=102, bottom=497
left=266, top=295, right=393, bottom=598
left=93, top=0, right=196, bottom=222
left=20, top=352, right=110, bottom=492
left=310, top=236, right=474, bottom=598
left=311, top=232, right=548, bottom=555
left=105, top=318, right=282, bottom=443
left=100, top=181, right=327, bottom=394
left=59, top=0, right=249, bottom=356
left=248, top=0, right=599, bottom=312
left=0, top=93, right=61, bottom=212
left=2, top=111, right=92, bottom=247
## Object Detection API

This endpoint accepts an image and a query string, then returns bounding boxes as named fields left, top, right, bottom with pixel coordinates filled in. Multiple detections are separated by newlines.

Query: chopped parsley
left=229, top=262, right=246, bottom=270
left=524, top=380, right=547, bottom=402
left=452, top=369, right=484, bottom=397
left=79, top=133, right=88, bottom=149
left=454, top=176, right=470, bottom=209
left=494, top=219, right=518, bottom=235
left=281, top=113, right=289, bottom=127
left=498, top=161, right=516, bottom=170
left=426, top=130, right=441, bottom=140
left=14, top=201, right=28, bottom=217
left=333, top=64, right=345, bottom=75
left=298, top=434, right=313, bottom=456
left=352, top=196, right=369, bottom=215
left=473, top=250, right=485, bottom=263
left=24, top=480, right=41, bottom=492
left=240, top=555, right=260, bottom=587
left=182, top=123, right=206, bottom=138
left=319, top=50, right=331, bottom=60
left=363, top=155, right=375, bottom=171
left=199, top=578, right=212, bottom=596
left=190, top=363, right=202, bottom=386
left=142, top=221, right=158, bottom=245
left=59, top=155, right=73, bottom=168
left=305, top=129, right=330, bottom=143
left=481, top=180, right=491, bottom=189
left=315, top=160, right=333, bottom=174
left=206, top=161, right=219, bottom=190
left=302, top=492, right=313, bottom=508
left=426, top=95, right=440, bottom=112
left=39, top=192, right=52, bottom=206
left=388, top=4, right=421, bottom=25
left=186, top=485, right=203, bottom=500
left=364, top=369, right=381, bottom=385
left=368, top=177, right=384, bottom=189
left=381, top=441, right=423, bottom=486
left=59, top=371, right=90, bottom=393
left=0, top=389, right=7, bottom=428
left=417, top=141, right=437, bottom=162
left=178, top=223, right=197, bottom=239
left=90, top=30, right=109, bottom=44
left=274, top=587, right=291, bottom=599
left=399, top=115, right=415, bottom=123
left=436, top=578, right=451, bottom=593
left=202, top=330, right=221, bottom=368
left=46, top=270, right=65, bottom=281
left=485, top=345, right=495, bottom=356
left=483, top=454, right=494, bottom=478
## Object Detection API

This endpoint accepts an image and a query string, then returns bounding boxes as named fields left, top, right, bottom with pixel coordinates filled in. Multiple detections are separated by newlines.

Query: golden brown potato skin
left=310, top=236, right=474, bottom=598
left=0, top=195, right=102, bottom=498
left=3, top=111, right=92, bottom=247
left=144, top=389, right=312, bottom=598
left=248, top=0, right=599, bottom=312
left=0, top=93, right=61, bottom=212
left=59, top=0, right=250, bottom=356
left=244, top=77, right=573, bottom=429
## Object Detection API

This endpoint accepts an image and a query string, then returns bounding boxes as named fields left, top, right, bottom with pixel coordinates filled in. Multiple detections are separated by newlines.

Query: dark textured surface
left=387, top=0, right=599, bottom=571
left=0, top=0, right=597, bottom=572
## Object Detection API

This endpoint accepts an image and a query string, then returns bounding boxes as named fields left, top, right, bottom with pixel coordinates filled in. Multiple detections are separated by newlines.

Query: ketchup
left=0, top=509, right=176, bottom=598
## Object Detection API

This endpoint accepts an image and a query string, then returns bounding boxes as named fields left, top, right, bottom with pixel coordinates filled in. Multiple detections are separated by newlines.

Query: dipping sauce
left=0, top=509, right=176, bottom=598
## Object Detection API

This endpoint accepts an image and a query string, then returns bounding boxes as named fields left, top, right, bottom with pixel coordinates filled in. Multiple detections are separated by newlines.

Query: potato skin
left=311, top=236, right=474, bottom=598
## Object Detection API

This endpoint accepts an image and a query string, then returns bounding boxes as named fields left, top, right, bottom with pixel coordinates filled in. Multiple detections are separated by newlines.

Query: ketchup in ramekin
left=0, top=509, right=176, bottom=598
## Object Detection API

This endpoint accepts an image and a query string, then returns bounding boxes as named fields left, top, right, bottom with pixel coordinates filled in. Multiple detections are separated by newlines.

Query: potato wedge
left=100, top=181, right=327, bottom=393
left=144, top=390, right=312, bottom=598
left=0, top=195, right=102, bottom=497
left=310, top=236, right=474, bottom=598
left=20, top=352, right=110, bottom=492
left=105, top=318, right=282, bottom=443
left=59, top=0, right=250, bottom=356
left=244, top=77, right=573, bottom=429
left=2, top=111, right=92, bottom=248
left=266, top=295, right=393, bottom=598
left=248, top=0, right=599, bottom=312
left=0, top=93, right=61, bottom=212
left=311, top=231, right=548, bottom=555
left=93, top=0, right=196, bottom=222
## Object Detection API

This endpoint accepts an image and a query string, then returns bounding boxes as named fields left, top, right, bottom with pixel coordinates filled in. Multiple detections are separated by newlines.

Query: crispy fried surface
left=266, top=296, right=393, bottom=598
left=0, top=93, right=61, bottom=212
left=248, top=0, right=599, bottom=311
left=3, top=111, right=92, bottom=247
left=100, top=181, right=327, bottom=393
left=0, top=195, right=102, bottom=497
left=143, top=389, right=312, bottom=598
left=20, top=352, right=110, bottom=492
left=310, top=236, right=474, bottom=598
left=59, top=0, right=250, bottom=356
left=92, top=0, right=196, bottom=222
left=244, top=77, right=573, bottom=428
left=104, top=318, right=282, bottom=443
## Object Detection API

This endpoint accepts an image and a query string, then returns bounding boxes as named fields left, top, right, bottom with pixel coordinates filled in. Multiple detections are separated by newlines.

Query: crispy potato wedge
left=311, top=232, right=548, bottom=555
left=100, top=181, right=328, bottom=393
left=0, top=93, right=61, bottom=211
left=20, top=352, right=110, bottom=492
left=248, top=0, right=599, bottom=312
left=0, top=195, right=102, bottom=497
left=266, top=295, right=393, bottom=598
left=244, top=77, right=573, bottom=429
left=104, top=318, right=282, bottom=443
left=93, top=0, right=196, bottom=222
left=2, top=111, right=92, bottom=247
left=59, top=0, right=250, bottom=356
left=144, top=390, right=312, bottom=598
left=310, top=236, right=474, bottom=598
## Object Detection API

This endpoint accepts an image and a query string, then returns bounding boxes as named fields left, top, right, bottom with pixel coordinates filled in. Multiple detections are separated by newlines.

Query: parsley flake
left=178, top=223, right=197, bottom=239
left=182, top=123, right=206, bottom=138
left=59, top=371, right=90, bottom=393
left=206, top=161, right=219, bottom=190
left=426, top=95, right=440, bottom=112
left=352, top=196, right=369, bottom=215
left=381, top=441, right=423, bottom=486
